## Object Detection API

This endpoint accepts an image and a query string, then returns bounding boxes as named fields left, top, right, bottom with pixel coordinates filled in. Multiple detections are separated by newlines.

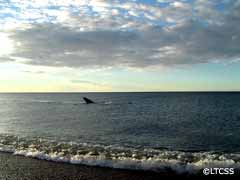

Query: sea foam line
left=0, top=134, right=240, bottom=174
left=0, top=146, right=239, bottom=174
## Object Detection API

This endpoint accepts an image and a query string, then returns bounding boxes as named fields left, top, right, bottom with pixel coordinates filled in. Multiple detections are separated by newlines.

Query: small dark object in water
left=83, top=97, right=95, bottom=104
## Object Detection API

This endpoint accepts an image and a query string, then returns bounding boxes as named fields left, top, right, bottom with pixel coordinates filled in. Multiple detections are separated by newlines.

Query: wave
left=0, top=134, right=239, bottom=174
left=13, top=99, right=113, bottom=105
left=20, top=100, right=86, bottom=105
left=102, top=101, right=112, bottom=105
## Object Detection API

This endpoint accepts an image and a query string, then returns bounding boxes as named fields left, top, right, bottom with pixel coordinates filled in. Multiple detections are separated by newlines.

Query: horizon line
left=0, top=91, right=240, bottom=93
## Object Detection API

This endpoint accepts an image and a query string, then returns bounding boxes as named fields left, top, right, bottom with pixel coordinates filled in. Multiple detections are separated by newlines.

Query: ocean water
left=0, top=92, right=240, bottom=173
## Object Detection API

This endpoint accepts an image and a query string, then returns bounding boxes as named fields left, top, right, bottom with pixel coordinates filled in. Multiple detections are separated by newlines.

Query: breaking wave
left=0, top=134, right=239, bottom=174
left=15, top=99, right=112, bottom=105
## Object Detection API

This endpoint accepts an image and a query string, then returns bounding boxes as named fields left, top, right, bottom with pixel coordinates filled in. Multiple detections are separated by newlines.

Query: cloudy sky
left=0, top=0, right=240, bottom=92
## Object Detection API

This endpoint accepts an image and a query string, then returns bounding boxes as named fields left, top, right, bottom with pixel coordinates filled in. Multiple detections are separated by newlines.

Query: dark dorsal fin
left=83, top=97, right=95, bottom=104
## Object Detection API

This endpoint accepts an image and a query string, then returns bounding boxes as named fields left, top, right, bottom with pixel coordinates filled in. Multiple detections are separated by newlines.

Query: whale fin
left=83, top=97, right=95, bottom=104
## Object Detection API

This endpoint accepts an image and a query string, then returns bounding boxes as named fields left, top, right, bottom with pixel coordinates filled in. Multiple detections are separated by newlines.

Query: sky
left=0, top=0, right=240, bottom=92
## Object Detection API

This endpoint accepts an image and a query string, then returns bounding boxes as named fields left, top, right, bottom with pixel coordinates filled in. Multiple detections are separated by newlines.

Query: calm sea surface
left=0, top=92, right=240, bottom=172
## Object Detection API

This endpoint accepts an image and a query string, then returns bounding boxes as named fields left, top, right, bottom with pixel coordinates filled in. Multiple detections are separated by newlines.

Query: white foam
left=103, top=101, right=112, bottom=105
left=1, top=134, right=240, bottom=174
left=0, top=146, right=14, bottom=153
left=10, top=149, right=240, bottom=174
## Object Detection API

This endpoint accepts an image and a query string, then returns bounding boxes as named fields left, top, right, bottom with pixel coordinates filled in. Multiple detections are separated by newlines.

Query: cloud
left=70, top=79, right=112, bottom=91
left=22, top=70, right=46, bottom=74
left=0, top=0, right=192, bottom=31
left=71, top=80, right=103, bottom=86
left=1, top=0, right=240, bottom=69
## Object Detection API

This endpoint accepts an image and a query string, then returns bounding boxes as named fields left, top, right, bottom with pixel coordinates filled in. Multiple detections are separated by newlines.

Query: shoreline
left=0, top=151, right=239, bottom=178
left=0, top=152, right=184, bottom=179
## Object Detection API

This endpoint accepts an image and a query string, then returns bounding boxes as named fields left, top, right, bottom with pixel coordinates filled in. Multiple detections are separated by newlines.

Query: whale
left=83, top=97, right=95, bottom=104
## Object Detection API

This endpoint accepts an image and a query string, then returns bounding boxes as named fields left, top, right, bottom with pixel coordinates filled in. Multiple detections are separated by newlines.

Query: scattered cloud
left=70, top=79, right=112, bottom=91
left=22, top=70, right=46, bottom=74
left=71, top=80, right=103, bottom=86
left=1, top=0, right=240, bottom=69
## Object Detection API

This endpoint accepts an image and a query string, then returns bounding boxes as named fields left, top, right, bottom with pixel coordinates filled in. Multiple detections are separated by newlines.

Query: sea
left=0, top=92, right=240, bottom=174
